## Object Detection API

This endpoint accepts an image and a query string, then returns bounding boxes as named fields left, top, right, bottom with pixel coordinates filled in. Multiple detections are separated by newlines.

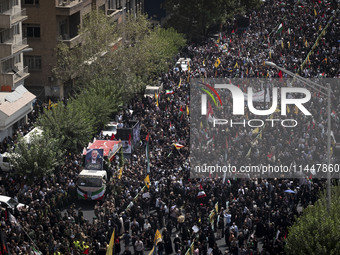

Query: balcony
left=56, top=0, right=91, bottom=16
left=60, top=34, right=82, bottom=48
left=107, top=9, right=124, bottom=22
left=0, top=38, right=29, bottom=59
left=0, top=9, right=28, bottom=29
left=0, top=66, right=30, bottom=87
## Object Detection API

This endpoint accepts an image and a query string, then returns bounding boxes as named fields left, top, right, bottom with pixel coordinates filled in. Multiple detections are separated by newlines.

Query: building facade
left=22, top=0, right=143, bottom=99
left=0, top=0, right=35, bottom=141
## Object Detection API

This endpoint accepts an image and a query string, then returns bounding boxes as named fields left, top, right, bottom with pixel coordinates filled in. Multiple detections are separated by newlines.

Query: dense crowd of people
left=0, top=0, right=339, bottom=254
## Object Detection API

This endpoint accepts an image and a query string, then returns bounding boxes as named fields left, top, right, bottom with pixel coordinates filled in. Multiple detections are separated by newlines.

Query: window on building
left=116, top=0, right=121, bottom=9
left=22, top=0, right=39, bottom=4
left=13, top=24, right=19, bottom=35
left=0, top=29, right=12, bottom=43
left=108, top=0, right=115, bottom=9
left=23, top=24, right=40, bottom=38
left=24, top=56, right=41, bottom=71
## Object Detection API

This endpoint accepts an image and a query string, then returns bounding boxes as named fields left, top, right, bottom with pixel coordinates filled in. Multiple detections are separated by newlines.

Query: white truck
left=76, top=170, right=107, bottom=200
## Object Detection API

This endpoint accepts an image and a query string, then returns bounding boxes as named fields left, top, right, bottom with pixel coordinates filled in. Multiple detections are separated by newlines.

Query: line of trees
left=9, top=11, right=185, bottom=181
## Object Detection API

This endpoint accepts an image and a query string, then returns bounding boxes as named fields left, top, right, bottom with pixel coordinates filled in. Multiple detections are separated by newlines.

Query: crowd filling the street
left=0, top=0, right=340, bottom=254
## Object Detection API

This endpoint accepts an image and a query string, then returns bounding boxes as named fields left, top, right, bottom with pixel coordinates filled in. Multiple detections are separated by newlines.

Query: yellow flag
left=106, top=230, right=115, bottom=255
left=217, top=38, right=220, bottom=43
left=246, top=148, right=251, bottom=158
left=305, top=40, right=308, bottom=47
left=214, top=58, right=221, bottom=68
left=155, top=93, right=159, bottom=107
left=294, top=106, right=299, bottom=114
left=287, top=105, right=290, bottom=113
left=234, top=62, right=239, bottom=69
left=215, top=202, right=218, bottom=213
left=275, top=108, right=280, bottom=113
left=154, top=229, right=162, bottom=245
left=200, top=121, right=203, bottom=129
left=269, top=51, right=272, bottom=59
left=203, top=59, right=205, bottom=66
left=186, top=105, right=189, bottom=115
left=288, top=41, right=290, bottom=49
left=144, top=175, right=150, bottom=189
left=148, top=246, right=155, bottom=255
left=252, top=128, right=259, bottom=135
left=118, top=167, right=123, bottom=180
left=48, top=99, right=51, bottom=110
left=178, top=78, right=182, bottom=88
left=281, top=41, right=284, bottom=49
left=314, top=9, right=317, bottom=16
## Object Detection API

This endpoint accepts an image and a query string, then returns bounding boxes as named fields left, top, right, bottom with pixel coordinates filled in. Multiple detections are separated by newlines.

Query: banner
left=85, top=148, right=104, bottom=170
left=244, top=88, right=270, bottom=102
left=121, top=140, right=132, bottom=154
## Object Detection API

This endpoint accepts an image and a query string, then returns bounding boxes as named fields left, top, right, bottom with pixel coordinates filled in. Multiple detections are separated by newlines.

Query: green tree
left=164, top=0, right=262, bottom=40
left=36, top=101, right=95, bottom=154
left=9, top=133, right=63, bottom=183
left=285, top=186, right=340, bottom=255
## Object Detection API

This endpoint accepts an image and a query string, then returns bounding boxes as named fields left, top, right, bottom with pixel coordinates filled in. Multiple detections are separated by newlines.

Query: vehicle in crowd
left=76, top=170, right=107, bottom=200
left=23, top=127, right=43, bottom=143
left=101, top=122, right=118, bottom=137
left=144, top=86, right=161, bottom=98
left=0, top=152, right=13, bottom=172
left=0, top=195, right=26, bottom=210
left=174, top=58, right=192, bottom=72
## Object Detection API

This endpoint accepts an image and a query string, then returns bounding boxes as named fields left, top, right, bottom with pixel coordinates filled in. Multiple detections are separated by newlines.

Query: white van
left=0, top=152, right=13, bottom=172
left=144, top=86, right=161, bottom=98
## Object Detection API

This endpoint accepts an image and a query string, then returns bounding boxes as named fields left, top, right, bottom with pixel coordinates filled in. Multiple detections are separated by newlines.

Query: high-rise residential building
left=0, top=0, right=36, bottom=141
left=22, top=0, right=143, bottom=99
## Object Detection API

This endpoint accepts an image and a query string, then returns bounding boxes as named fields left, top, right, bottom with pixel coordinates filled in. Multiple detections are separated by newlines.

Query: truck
left=76, top=170, right=107, bottom=200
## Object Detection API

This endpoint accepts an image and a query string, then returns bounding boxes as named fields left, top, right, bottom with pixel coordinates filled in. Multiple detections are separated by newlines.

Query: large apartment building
left=0, top=0, right=36, bottom=141
left=22, top=0, right=143, bottom=99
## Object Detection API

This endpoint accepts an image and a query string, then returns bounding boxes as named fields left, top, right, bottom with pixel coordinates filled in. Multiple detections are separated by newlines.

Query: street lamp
left=265, top=61, right=332, bottom=211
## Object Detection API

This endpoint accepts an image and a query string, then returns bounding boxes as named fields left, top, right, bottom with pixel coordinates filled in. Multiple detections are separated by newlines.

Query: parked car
left=0, top=195, right=26, bottom=210
left=144, top=86, right=161, bottom=98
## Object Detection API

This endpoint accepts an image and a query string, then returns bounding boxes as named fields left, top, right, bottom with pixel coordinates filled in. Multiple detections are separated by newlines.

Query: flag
left=294, top=106, right=299, bottom=114
left=154, top=229, right=162, bottom=245
left=287, top=105, right=290, bottom=113
left=173, top=143, right=184, bottom=149
left=179, top=106, right=184, bottom=118
left=155, top=93, right=159, bottom=107
left=314, top=9, right=317, bottom=16
left=305, top=40, right=308, bottom=47
left=178, top=78, right=182, bottom=88
left=246, top=148, right=251, bottom=158
left=197, top=191, right=207, bottom=199
left=128, top=133, right=131, bottom=145
left=281, top=41, right=284, bottom=49
left=200, top=121, right=203, bottom=129
left=231, top=29, right=235, bottom=34
left=48, top=99, right=52, bottom=110
left=278, top=70, right=283, bottom=78
left=252, top=128, right=259, bottom=134
left=166, top=90, right=174, bottom=95
left=146, top=134, right=150, bottom=173
left=234, top=62, right=239, bottom=69
left=288, top=41, right=290, bottom=48
left=269, top=51, right=271, bottom=59
left=148, top=246, right=156, bottom=255
left=106, top=229, right=115, bottom=255
left=186, top=105, right=189, bottom=116
left=110, top=133, right=115, bottom=140
left=214, top=58, right=221, bottom=68
left=215, top=202, right=219, bottom=212
left=276, top=23, right=283, bottom=34
left=287, top=28, right=291, bottom=35
left=144, top=175, right=150, bottom=189
left=118, top=167, right=123, bottom=180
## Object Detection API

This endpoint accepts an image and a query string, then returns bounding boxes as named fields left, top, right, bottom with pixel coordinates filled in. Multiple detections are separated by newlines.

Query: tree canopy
left=8, top=132, right=64, bottom=183
left=285, top=186, right=340, bottom=255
